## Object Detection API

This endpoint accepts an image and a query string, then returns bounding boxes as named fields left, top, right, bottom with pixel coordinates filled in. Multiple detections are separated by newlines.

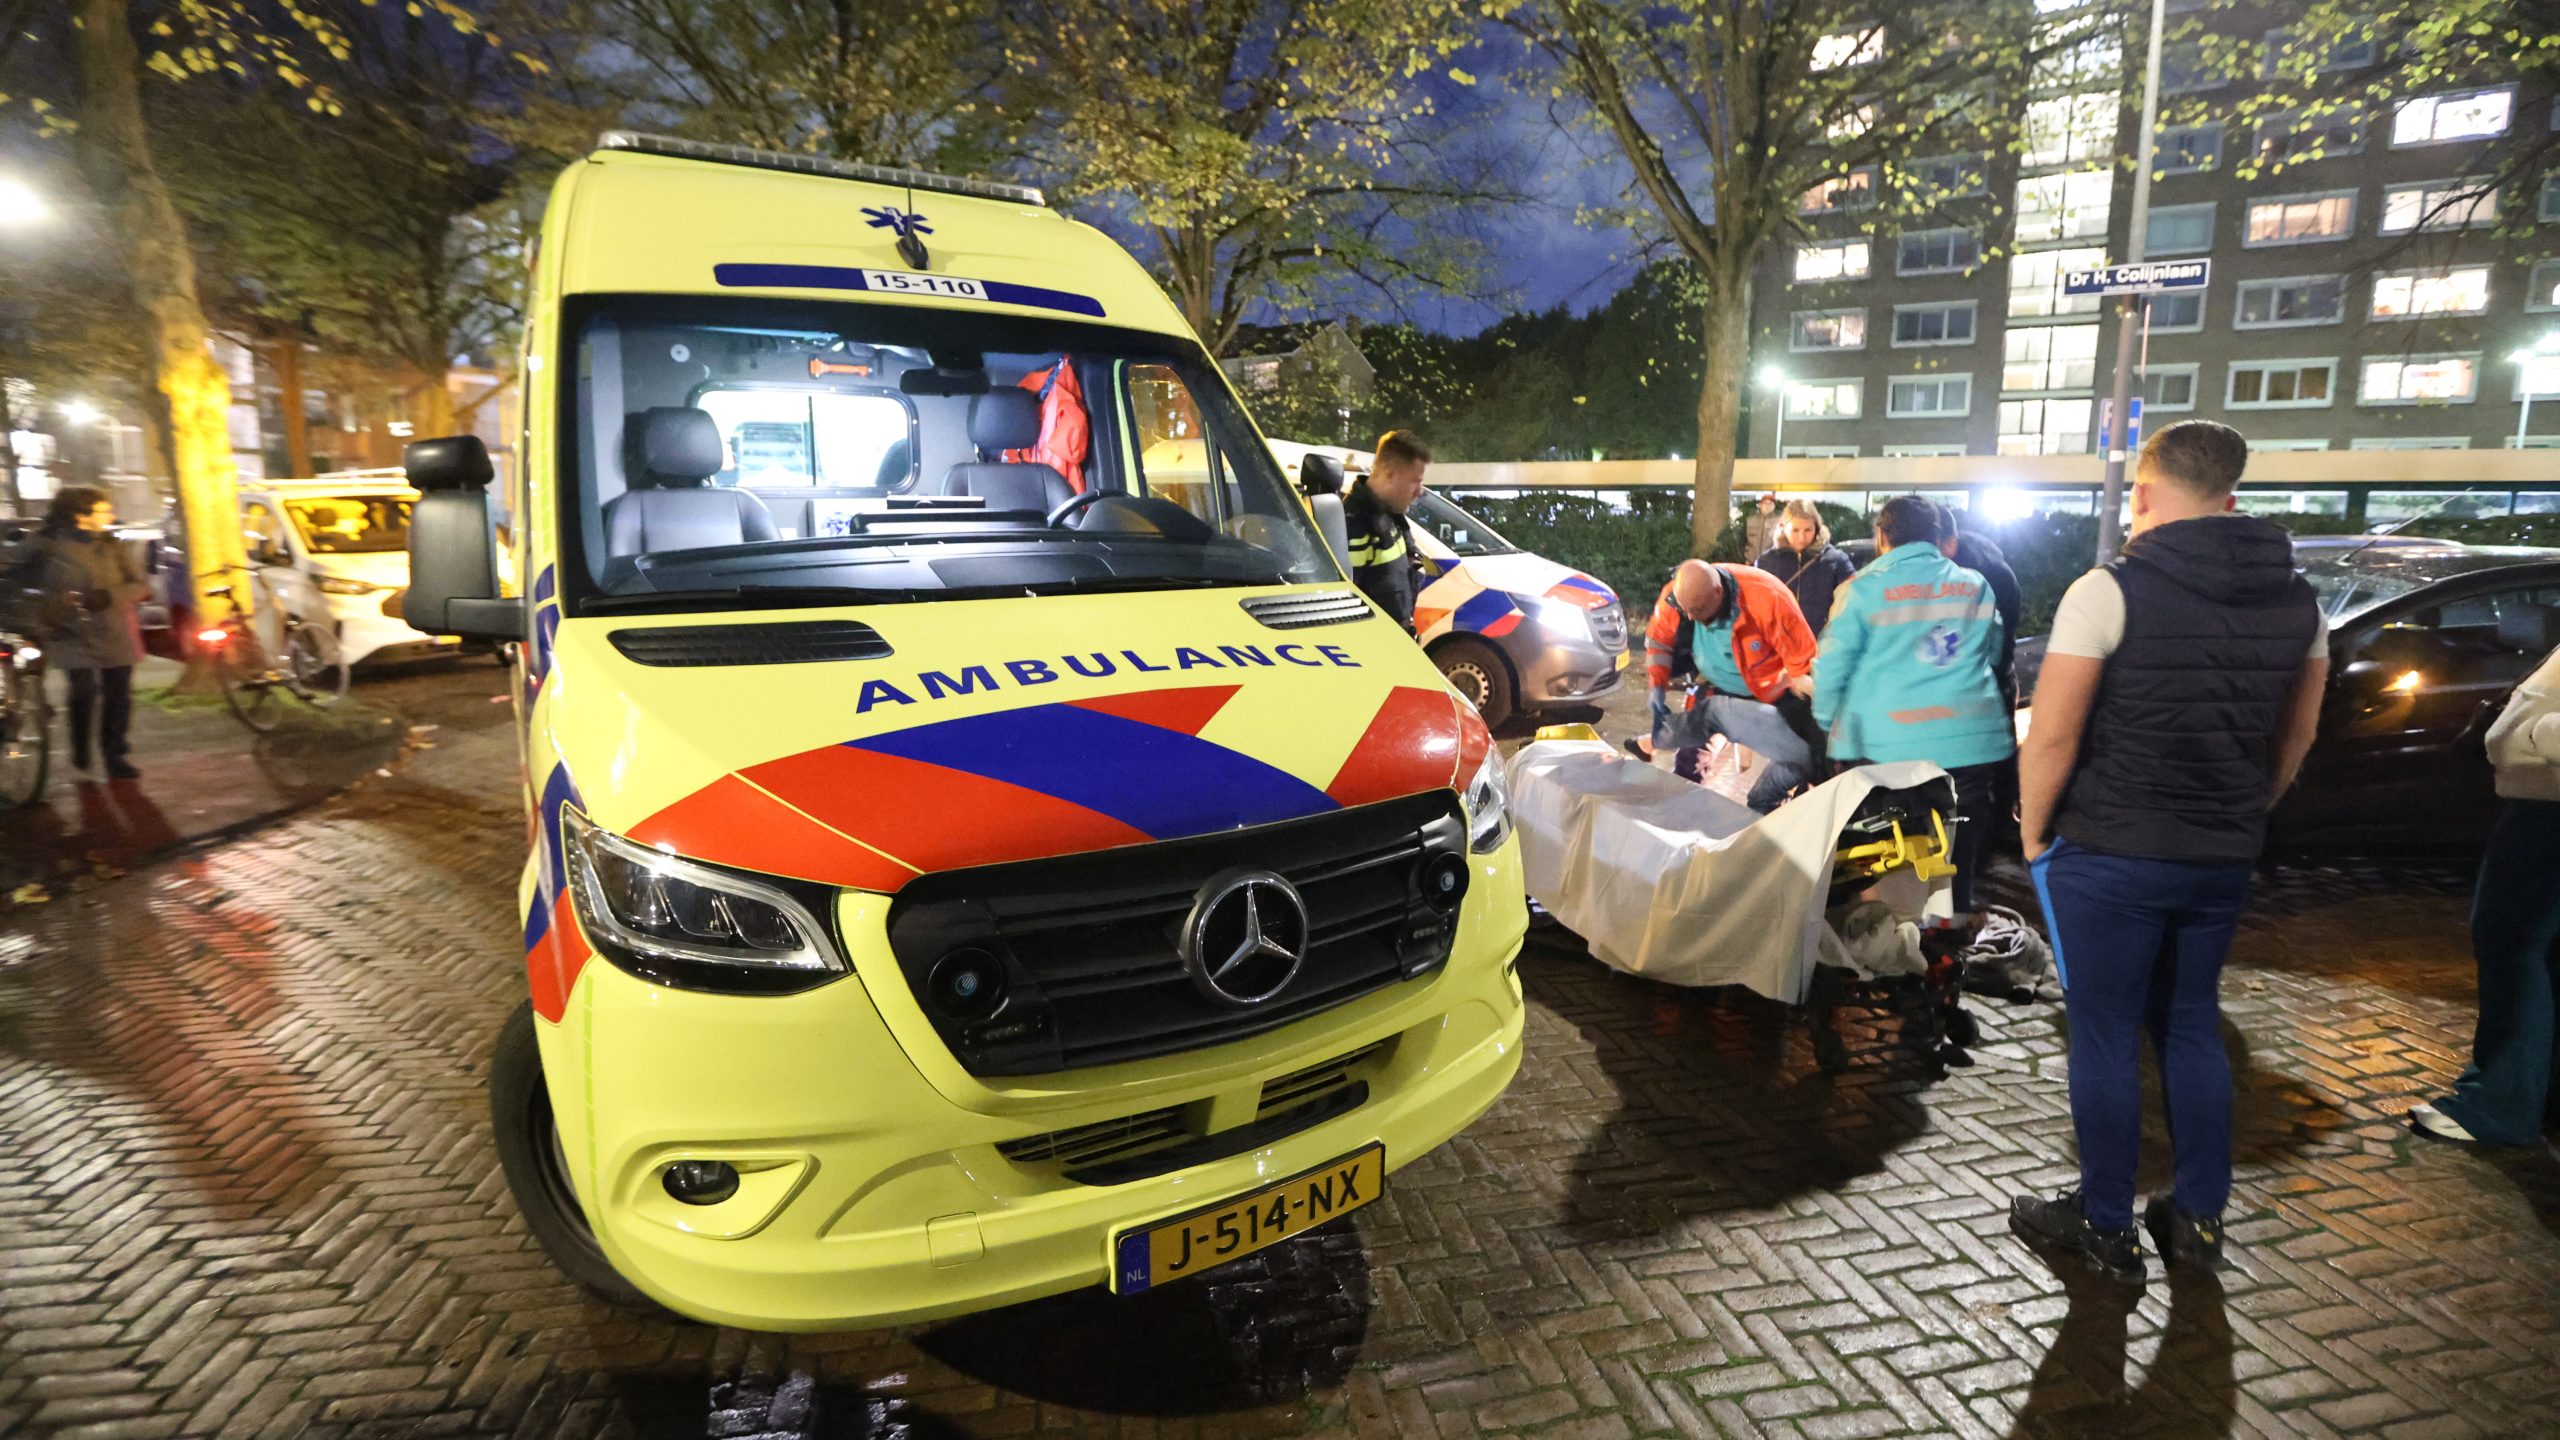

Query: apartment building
left=1744, top=5, right=2560, bottom=460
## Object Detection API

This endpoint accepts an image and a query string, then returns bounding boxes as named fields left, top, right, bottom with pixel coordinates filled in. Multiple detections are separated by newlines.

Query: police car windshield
left=1407, top=489, right=1517, bottom=558
left=563, top=297, right=1336, bottom=608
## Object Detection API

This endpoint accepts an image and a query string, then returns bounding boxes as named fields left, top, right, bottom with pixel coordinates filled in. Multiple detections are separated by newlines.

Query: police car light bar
left=596, top=132, right=1047, bottom=208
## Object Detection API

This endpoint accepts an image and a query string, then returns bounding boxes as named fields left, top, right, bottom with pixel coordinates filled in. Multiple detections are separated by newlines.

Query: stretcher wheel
left=1941, top=1003, right=1981, bottom=1049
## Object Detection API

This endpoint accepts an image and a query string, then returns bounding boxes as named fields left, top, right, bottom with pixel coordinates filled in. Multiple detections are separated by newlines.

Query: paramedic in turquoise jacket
left=1813, top=494, right=2015, bottom=921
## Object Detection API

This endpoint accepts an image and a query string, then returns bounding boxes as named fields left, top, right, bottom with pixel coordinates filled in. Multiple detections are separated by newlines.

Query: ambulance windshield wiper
left=583, top=584, right=929, bottom=614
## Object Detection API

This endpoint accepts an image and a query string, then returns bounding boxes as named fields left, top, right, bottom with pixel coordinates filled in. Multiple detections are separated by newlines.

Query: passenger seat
left=942, top=389, right=1073, bottom=513
left=604, top=408, right=780, bottom=555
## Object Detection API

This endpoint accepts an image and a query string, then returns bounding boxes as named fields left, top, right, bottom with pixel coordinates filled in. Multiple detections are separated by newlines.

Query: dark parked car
left=2013, top=536, right=2560, bottom=854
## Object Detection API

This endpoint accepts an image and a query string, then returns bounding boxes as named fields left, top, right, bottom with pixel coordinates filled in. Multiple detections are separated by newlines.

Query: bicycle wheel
left=0, top=660, right=48, bottom=807
left=216, top=639, right=284, bottom=733
left=282, top=622, right=349, bottom=707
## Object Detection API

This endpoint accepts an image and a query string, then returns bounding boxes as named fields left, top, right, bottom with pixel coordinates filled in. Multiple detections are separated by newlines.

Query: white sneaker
left=2409, top=1103, right=2478, bottom=1144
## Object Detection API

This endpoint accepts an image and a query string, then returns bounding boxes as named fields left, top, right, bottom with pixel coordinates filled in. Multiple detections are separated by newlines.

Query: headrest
left=627, top=407, right=724, bottom=487
left=2497, top=602, right=2560, bottom=657
left=969, top=388, right=1042, bottom=454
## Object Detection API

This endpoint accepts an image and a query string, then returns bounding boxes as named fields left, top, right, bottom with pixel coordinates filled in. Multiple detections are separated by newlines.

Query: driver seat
left=943, top=389, right=1073, bottom=513
left=604, top=408, right=780, bottom=556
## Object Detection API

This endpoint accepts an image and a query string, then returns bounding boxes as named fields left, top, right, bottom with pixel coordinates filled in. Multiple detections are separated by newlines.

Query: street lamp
left=0, top=176, right=47, bottom=229
left=2515, top=337, right=2560, bottom=448
left=1758, top=364, right=1789, bottom=459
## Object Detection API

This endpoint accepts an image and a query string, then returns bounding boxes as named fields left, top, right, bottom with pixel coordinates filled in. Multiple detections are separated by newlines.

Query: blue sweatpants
left=2433, top=800, right=2560, bottom=1146
left=2031, top=837, right=2254, bottom=1231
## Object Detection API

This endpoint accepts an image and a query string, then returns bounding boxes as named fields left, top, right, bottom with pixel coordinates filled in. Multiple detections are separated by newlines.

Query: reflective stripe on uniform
left=1348, top=533, right=1408, bottom=565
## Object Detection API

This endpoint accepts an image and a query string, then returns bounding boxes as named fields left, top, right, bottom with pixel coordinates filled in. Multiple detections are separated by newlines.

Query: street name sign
left=2062, top=259, right=2211, bottom=297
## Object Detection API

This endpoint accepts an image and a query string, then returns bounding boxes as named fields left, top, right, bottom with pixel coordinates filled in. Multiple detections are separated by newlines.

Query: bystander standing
left=28, top=485, right=150, bottom=781
left=1758, top=499, right=1857, bottom=637
left=2009, top=421, right=2326, bottom=1282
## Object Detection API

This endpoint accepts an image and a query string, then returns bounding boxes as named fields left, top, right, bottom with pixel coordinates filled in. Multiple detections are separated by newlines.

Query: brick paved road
left=1, top=665, right=2555, bottom=1439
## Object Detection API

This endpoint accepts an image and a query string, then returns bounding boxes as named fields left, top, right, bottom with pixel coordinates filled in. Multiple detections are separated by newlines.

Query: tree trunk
left=0, top=380, right=20, bottom=519
left=411, top=368, right=457, bottom=442
left=271, top=334, right=311, bottom=477
left=70, top=0, right=250, bottom=626
left=1689, top=269, right=1753, bottom=553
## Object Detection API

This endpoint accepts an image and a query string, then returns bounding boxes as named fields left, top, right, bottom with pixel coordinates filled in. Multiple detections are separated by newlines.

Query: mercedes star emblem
left=1180, top=869, right=1309, bottom=1008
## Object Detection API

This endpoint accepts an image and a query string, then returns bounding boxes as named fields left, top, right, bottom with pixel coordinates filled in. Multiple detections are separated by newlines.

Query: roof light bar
left=596, top=132, right=1047, bottom=208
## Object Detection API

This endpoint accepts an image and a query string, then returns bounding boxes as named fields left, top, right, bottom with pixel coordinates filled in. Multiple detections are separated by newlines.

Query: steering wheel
left=1045, top=490, right=1113, bottom=528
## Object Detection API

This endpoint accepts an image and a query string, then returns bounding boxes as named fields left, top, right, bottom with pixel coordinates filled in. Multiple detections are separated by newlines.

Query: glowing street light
left=0, top=176, right=48, bottom=229
left=59, top=399, right=103, bottom=427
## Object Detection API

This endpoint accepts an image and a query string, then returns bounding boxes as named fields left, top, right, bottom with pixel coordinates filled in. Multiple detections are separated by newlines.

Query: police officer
left=1343, top=430, right=1430, bottom=633
left=1812, top=494, right=2013, bottom=919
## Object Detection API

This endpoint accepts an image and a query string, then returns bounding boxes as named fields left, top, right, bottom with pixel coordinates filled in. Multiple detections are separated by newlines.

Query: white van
left=237, top=476, right=458, bottom=666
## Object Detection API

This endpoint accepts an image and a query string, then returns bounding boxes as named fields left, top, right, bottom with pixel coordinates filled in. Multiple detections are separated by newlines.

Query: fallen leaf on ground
left=7, top=884, right=49, bottom=906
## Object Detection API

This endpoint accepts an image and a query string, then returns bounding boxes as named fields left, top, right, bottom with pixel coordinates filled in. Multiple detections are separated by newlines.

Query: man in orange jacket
left=1640, top=558, right=1822, bottom=811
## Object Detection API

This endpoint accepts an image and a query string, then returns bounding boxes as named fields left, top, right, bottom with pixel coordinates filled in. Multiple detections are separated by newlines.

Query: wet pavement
left=0, top=664, right=2555, bottom=1438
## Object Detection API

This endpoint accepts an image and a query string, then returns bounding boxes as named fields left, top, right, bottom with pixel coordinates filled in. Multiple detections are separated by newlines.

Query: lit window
left=1790, top=309, right=1869, bottom=350
left=1784, top=379, right=1863, bottom=419
left=2145, top=203, right=2215, bottom=256
left=2244, top=191, right=2355, bottom=246
left=1897, top=227, right=1981, bottom=276
left=1996, top=397, right=2093, bottom=455
left=2516, top=355, right=2560, bottom=399
left=1801, top=168, right=1879, bottom=214
left=2007, top=245, right=2108, bottom=319
left=1893, top=302, right=1977, bottom=347
left=2381, top=181, right=2499, bottom=234
left=2528, top=259, right=2560, bottom=312
left=1888, top=375, right=1974, bottom=418
left=1908, top=154, right=1988, bottom=198
left=1812, top=30, right=1882, bottom=69
left=2252, top=108, right=2364, bottom=165
left=2228, top=359, right=2337, bottom=409
left=2359, top=355, right=2480, bottom=404
left=2146, top=291, right=2206, bottom=332
left=1828, top=105, right=1876, bottom=140
left=2393, top=89, right=2514, bottom=147
left=1884, top=443, right=1970, bottom=456
left=2145, top=365, right=2200, bottom=412
left=2016, top=169, right=2114, bottom=244
left=2025, top=94, right=2118, bottom=169
left=2156, top=123, right=2222, bottom=174
left=2002, top=324, right=2100, bottom=392
left=1795, top=239, right=1872, bottom=283
left=2370, top=267, right=2491, bottom=320
left=2236, top=275, right=2345, bottom=329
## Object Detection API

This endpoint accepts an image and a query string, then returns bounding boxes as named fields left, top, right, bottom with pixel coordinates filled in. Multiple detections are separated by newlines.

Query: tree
left=579, top=0, right=1002, bottom=169
left=1001, top=0, right=1498, bottom=356
left=1511, top=0, right=2095, bottom=548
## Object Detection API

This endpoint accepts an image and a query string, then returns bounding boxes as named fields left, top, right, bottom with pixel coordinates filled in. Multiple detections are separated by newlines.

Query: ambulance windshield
left=562, top=296, right=1338, bottom=611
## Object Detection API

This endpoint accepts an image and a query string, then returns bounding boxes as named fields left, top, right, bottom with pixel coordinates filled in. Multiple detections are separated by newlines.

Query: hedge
left=1449, top=493, right=2559, bottom=639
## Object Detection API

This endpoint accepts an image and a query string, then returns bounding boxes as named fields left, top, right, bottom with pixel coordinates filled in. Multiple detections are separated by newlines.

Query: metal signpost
left=2097, top=0, right=2171, bottom=564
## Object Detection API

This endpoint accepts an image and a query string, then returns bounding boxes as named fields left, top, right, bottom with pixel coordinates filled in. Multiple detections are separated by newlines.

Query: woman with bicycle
left=30, top=485, right=150, bottom=781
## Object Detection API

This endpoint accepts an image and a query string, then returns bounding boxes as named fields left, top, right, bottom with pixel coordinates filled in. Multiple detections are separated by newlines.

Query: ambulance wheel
left=489, top=1001, right=665, bottom=1315
left=1433, top=638, right=1514, bottom=729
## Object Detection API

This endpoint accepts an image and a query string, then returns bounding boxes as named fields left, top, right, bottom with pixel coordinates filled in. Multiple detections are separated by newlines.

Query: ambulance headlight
left=561, top=810, right=845, bottom=987
left=1533, top=597, right=1591, bottom=641
left=1461, top=748, right=1512, bottom=854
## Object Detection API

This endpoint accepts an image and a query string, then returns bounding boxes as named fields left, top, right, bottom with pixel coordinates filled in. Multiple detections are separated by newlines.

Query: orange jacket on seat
left=1642, top=564, right=1819, bottom=702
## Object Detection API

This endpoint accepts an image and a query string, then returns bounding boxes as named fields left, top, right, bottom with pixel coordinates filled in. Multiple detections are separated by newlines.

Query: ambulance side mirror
left=403, top=436, right=518, bottom=640
left=1299, top=453, right=1346, bottom=498
left=1309, top=492, right=1352, bottom=574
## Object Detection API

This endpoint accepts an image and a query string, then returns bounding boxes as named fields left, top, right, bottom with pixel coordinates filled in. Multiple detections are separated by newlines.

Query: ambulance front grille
left=1240, top=590, right=1371, bottom=630
left=885, top=793, right=1465, bottom=1077
left=993, top=1039, right=1392, bottom=1185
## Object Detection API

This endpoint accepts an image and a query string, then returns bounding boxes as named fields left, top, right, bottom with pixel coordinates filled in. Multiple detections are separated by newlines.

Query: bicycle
left=198, top=572, right=349, bottom=734
left=0, top=625, right=48, bottom=807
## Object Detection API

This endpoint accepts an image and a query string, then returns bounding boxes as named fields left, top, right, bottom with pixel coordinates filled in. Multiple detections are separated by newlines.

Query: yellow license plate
left=1615, top=649, right=1633, bottom=670
left=1111, top=1144, right=1383, bottom=1294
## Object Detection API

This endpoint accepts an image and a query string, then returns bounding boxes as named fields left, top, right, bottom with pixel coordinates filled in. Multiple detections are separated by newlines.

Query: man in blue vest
left=2010, top=420, right=2327, bottom=1283
left=1811, top=495, right=2014, bottom=920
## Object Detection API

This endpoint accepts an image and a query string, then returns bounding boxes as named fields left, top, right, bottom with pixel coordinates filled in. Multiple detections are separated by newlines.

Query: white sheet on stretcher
left=1507, top=741, right=1952, bottom=1005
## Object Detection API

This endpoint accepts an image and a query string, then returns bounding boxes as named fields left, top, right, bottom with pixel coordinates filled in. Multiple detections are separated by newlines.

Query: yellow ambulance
left=397, top=133, right=1527, bottom=1331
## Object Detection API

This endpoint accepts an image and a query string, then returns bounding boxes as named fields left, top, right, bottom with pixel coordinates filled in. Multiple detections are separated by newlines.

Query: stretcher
left=1508, top=729, right=1979, bottom=1071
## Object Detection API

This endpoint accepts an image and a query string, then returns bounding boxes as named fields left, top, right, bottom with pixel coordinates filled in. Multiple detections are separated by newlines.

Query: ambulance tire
left=1433, top=637, right=1515, bottom=729
left=489, top=1001, right=669, bottom=1316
